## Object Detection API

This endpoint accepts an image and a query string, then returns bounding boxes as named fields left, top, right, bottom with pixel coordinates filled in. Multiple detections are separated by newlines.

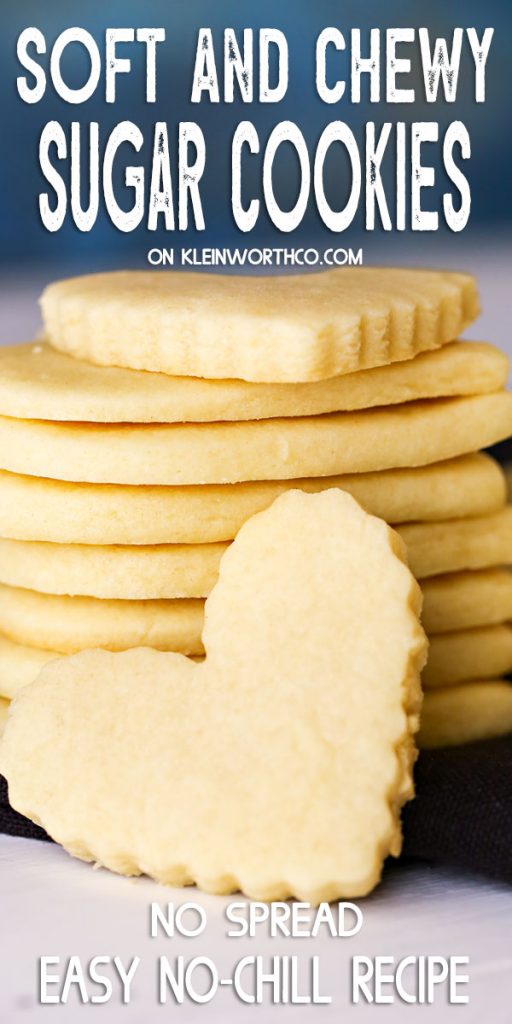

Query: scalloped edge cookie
left=41, top=268, right=479, bottom=383
left=1, top=490, right=426, bottom=901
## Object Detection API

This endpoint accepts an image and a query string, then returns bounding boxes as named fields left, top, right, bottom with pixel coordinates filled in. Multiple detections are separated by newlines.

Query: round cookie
left=421, top=569, right=512, bottom=634
left=41, top=268, right=479, bottom=383
left=0, top=538, right=228, bottom=599
left=0, top=393, right=510, bottom=485
left=397, top=507, right=512, bottom=579
left=1, top=507, right=510, bottom=599
left=0, top=454, right=504, bottom=545
left=0, top=634, right=60, bottom=699
left=0, top=585, right=205, bottom=656
left=0, top=697, right=9, bottom=735
left=2, top=569, right=509, bottom=659
left=419, top=680, right=512, bottom=748
left=425, top=625, right=512, bottom=688
left=2, top=600, right=510, bottom=699
left=0, top=340, right=505, bottom=423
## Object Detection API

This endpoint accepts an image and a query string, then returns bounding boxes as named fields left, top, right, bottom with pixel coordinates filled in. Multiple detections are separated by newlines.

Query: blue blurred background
left=0, top=0, right=510, bottom=351
left=0, top=0, right=510, bottom=271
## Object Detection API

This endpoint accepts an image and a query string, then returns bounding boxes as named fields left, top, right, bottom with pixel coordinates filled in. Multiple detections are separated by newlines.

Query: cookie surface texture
left=41, top=268, right=479, bottom=383
left=397, top=508, right=512, bottom=579
left=421, top=569, right=512, bottom=633
left=0, top=455, right=504, bottom=545
left=0, top=340, right=504, bottom=422
left=1, top=504, right=510, bottom=599
left=419, top=681, right=512, bottom=748
left=0, top=539, right=227, bottom=599
left=0, top=393, right=510, bottom=485
left=0, top=698, right=9, bottom=735
left=424, top=626, right=512, bottom=688
left=1, top=490, right=426, bottom=902
left=3, top=567, right=505, bottom=656
left=0, top=634, right=60, bottom=699
left=0, top=585, right=204, bottom=656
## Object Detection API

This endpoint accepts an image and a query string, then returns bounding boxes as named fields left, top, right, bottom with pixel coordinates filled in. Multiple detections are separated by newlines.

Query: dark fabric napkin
left=1, top=736, right=511, bottom=883
left=401, top=736, right=512, bottom=883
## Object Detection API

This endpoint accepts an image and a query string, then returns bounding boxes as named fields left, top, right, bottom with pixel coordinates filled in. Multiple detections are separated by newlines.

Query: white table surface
left=0, top=238, right=511, bottom=1020
left=0, top=834, right=511, bottom=1022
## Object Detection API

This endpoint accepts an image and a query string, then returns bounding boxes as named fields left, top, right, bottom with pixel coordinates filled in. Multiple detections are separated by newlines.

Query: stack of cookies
left=0, top=267, right=511, bottom=748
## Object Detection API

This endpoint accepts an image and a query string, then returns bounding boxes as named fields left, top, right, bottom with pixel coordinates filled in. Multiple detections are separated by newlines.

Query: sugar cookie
left=0, top=340, right=505, bottom=423
left=5, top=567, right=507, bottom=656
left=421, top=569, right=512, bottom=634
left=419, top=681, right=512, bottom=748
left=0, top=584, right=204, bottom=656
left=0, top=634, right=59, bottom=700
left=41, top=268, right=479, bottom=383
left=1, top=621, right=509, bottom=702
left=424, top=625, right=512, bottom=688
left=0, top=393, right=510, bottom=485
left=0, top=455, right=504, bottom=545
left=1, top=505, right=510, bottom=599
left=0, top=698, right=9, bottom=735
left=0, top=490, right=425, bottom=901
left=0, top=635, right=205, bottom=701
left=397, top=508, right=512, bottom=579
left=0, top=538, right=227, bottom=599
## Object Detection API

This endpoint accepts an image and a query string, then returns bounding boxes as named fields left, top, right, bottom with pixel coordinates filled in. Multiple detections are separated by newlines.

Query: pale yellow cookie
left=5, top=566, right=507, bottom=655
left=419, top=681, right=512, bottom=748
left=422, top=569, right=512, bottom=634
left=424, top=625, right=512, bottom=688
left=0, top=393, right=511, bottom=485
left=397, top=508, right=512, bottom=579
left=0, top=454, right=504, bottom=545
left=0, top=538, right=227, bottom=599
left=0, top=584, right=204, bottom=656
left=1, top=616, right=509, bottom=701
left=0, top=634, right=60, bottom=700
left=41, top=268, right=479, bottom=383
left=0, top=490, right=425, bottom=901
left=0, top=635, right=206, bottom=701
left=2, top=505, right=510, bottom=599
left=0, top=697, right=9, bottom=735
left=0, top=340, right=505, bottom=423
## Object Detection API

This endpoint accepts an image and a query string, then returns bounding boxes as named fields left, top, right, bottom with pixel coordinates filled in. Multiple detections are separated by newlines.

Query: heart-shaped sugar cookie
left=0, top=490, right=425, bottom=902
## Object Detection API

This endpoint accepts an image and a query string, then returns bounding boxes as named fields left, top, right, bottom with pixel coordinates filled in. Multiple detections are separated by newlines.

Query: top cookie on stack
left=3, top=267, right=509, bottom=491
left=41, top=267, right=479, bottom=383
